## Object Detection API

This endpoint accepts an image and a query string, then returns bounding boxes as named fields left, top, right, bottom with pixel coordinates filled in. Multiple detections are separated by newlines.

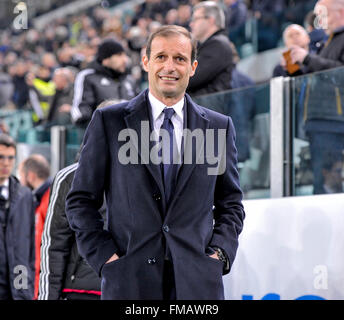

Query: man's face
left=142, top=34, right=198, bottom=104
left=0, top=145, right=16, bottom=183
left=190, top=8, right=210, bottom=42
left=284, top=26, right=310, bottom=49
left=104, top=52, right=128, bottom=73
left=316, top=0, right=343, bottom=34
left=53, top=72, right=67, bottom=90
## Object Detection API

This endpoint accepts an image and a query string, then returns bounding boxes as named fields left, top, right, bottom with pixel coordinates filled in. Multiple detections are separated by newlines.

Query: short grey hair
left=193, top=1, right=226, bottom=30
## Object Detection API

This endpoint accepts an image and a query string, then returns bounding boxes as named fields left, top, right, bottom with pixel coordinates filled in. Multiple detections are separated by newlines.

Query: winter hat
left=96, top=39, right=125, bottom=62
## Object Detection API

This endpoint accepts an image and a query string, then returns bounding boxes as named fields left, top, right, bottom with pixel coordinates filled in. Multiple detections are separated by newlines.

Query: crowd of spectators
left=0, top=0, right=322, bottom=122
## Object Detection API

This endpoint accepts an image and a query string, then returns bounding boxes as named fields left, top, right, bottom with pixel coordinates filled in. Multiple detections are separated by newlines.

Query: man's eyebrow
left=152, top=51, right=189, bottom=60
left=175, top=53, right=189, bottom=60
left=153, top=51, right=166, bottom=57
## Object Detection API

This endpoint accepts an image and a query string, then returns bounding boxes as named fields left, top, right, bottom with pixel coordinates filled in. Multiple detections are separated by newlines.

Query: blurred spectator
left=41, top=52, right=59, bottom=73
left=166, top=8, right=179, bottom=24
left=127, top=24, right=149, bottom=54
left=57, top=47, right=83, bottom=69
left=71, top=39, right=137, bottom=126
left=176, top=3, right=192, bottom=29
left=230, top=41, right=255, bottom=89
left=229, top=42, right=255, bottom=162
left=224, top=0, right=247, bottom=32
left=132, top=0, right=178, bottom=25
left=188, top=1, right=234, bottom=96
left=289, top=0, right=344, bottom=194
left=284, top=0, right=318, bottom=26
left=224, top=0, right=248, bottom=48
left=0, top=134, right=35, bottom=300
left=251, top=0, right=286, bottom=51
left=273, top=24, right=310, bottom=77
left=46, top=68, right=75, bottom=126
left=0, top=68, right=14, bottom=109
left=290, top=0, right=344, bottom=71
left=18, top=154, right=52, bottom=300
left=27, top=64, right=56, bottom=125
left=304, top=10, right=328, bottom=54
left=11, top=59, right=29, bottom=109
left=39, top=162, right=104, bottom=300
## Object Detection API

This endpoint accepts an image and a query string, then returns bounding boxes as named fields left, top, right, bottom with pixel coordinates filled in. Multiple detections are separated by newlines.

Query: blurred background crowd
left=0, top=0, right=320, bottom=121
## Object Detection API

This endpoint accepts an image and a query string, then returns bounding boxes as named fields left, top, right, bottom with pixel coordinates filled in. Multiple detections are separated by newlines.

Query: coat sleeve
left=210, top=116, right=245, bottom=275
left=38, top=168, right=75, bottom=300
left=66, top=110, right=118, bottom=276
left=71, top=70, right=96, bottom=125
left=303, top=52, right=344, bottom=72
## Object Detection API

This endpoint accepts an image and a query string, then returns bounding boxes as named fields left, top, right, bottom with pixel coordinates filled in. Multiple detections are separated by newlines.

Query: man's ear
left=27, top=170, right=35, bottom=183
left=142, top=55, right=149, bottom=72
left=190, top=60, right=198, bottom=77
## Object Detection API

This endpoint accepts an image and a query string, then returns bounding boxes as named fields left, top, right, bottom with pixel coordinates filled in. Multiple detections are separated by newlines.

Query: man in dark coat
left=187, top=1, right=234, bottom=97
left=0, top=134, right=35, bottom=300
left=66, top=25, right=245, bottom=300
left=39, top=163, right=104, bottom=300
left=46, top=68, right=75, bottom=126
left=290, top=0, right=344, bottom=71
left=289, top=0, right=344, bottom=194
left=71, top=39, right=138, bottom=126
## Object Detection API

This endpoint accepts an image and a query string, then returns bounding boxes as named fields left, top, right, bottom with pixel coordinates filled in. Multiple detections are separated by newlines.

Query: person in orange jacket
left=18, top=154, right=52, bottom=300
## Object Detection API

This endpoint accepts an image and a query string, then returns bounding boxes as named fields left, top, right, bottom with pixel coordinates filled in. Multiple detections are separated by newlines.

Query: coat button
left=153, top=193, right=161, bottom=201
left=147, top=258, right=156, bottom=265
left=163, top=225, right=169, bottom=233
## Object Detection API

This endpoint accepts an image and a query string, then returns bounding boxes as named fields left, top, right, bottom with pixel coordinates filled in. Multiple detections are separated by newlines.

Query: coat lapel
left=168, top=94, right=210, bottom=211
left=123, top=90, right=165, bottom=201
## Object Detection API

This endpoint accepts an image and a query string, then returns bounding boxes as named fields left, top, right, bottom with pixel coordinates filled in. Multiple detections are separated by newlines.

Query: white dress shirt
left=148, top=91, right=185, bottom=157
left=0, top=178, right=9, bottom=200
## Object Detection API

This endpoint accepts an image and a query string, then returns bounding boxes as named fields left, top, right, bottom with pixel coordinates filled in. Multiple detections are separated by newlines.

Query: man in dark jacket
left=290, top=0, right=344, bottom=71
left=187, top=1, right=234, bottom=97
left=71, top=39, right=138, bottom=126
left=39, top=163, right=104, bottom=300
left=0, top=134, right=35, bottom=300
left=46, top=68, right=75, bottom=126
left=18, top=154, right=52, bottom=300
left=289, top=0, right=344, bottom=194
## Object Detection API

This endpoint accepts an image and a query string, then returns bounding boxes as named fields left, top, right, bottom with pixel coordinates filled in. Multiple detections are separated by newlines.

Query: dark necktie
left=0, top=186, right=6, bottom=210
left=160, top=108, right=177, bottom=205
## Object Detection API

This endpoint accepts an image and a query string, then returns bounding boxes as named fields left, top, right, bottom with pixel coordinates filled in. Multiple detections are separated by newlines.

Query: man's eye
left=176, top=57, right=186, bottom=62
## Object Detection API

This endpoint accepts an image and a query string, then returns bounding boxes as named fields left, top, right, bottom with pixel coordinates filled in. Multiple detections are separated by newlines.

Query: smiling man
left=66, top=25, right=245, bottom=300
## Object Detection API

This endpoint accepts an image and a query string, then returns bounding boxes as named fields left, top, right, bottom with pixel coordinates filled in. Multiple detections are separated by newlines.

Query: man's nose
left=163, top=57, right=176, bottom=72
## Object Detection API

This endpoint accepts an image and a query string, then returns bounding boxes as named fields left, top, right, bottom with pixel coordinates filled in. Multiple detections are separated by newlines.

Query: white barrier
left=224, top=194, right=344, bottom=300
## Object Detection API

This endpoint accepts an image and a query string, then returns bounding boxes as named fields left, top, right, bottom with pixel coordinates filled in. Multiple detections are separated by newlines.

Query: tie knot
left=163, top=108, right=175, bottom=121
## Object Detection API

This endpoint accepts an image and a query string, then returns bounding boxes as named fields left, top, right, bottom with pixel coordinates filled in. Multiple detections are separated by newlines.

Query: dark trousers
left=163, top=260, right=176, bottom=300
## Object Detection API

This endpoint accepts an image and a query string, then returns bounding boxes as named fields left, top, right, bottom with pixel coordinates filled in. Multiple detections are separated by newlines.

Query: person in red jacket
left=18, top=154, right=52, bottom=300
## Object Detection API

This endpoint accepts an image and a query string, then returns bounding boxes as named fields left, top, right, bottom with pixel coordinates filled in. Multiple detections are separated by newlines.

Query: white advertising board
left=224, top=194, right=344, bottom=300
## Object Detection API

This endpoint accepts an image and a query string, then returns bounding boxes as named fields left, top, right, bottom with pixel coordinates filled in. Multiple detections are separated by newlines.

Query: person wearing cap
left=71, top=39, right=138, bottom=126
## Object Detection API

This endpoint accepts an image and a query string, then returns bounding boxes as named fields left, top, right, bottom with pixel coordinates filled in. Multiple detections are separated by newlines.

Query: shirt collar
left=2, top=179, right=9, bottom=188
left=0, top=179, right=9, bottom=189
left=0, top=178, right=9, bottom=199
left=148, top=91, right=184, bottom=122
